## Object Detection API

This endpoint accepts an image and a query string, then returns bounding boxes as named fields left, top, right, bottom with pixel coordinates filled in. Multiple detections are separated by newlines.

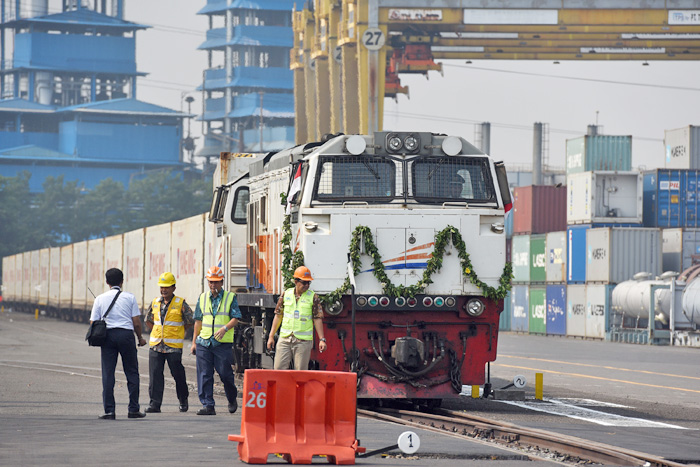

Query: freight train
left=2, top=131, right=513, bottom=404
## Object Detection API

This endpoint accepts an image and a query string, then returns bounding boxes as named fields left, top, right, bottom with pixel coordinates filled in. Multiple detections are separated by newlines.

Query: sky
left=125, top=1, right=700, bottom=172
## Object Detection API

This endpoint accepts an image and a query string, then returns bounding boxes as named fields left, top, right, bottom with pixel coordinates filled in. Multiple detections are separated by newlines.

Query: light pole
left=182, top=95, right=196, bottom=165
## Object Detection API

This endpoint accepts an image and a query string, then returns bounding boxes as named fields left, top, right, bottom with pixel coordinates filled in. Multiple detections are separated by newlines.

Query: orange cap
left=293, top=266, right=313, bottom=281
left=205, top=266, right=225, bottom=281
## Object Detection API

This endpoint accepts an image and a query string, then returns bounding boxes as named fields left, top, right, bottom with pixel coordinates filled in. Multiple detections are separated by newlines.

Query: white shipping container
left=566, top=171, right=642, bottom=224
left=566, top=284, right=586, bottom=337
left=123, top=229, right=145, bottom=311
left=664, top=125, right=700, bottom=169
left=38, top=248, right=50, bottom=306
left=30, top=250, right=40, bottom=303
left=59, top=245, right=73, bottom=309
left=49, top=247, right=60, bottom=307
left=87, top=239, right=105, bottom=301
left=14, top=254, right=23, bottom=302
left=171, top=214, right=205, bottom=306
left=662, top=228, right=700, bottom=273
left=72, top=241, right=88, bottom=309
left=586, top=284, right=614, bottom=339
left=144, top=223, right=171, bottom=309
left=586, top=228, right=662, bottom=283
left=104, top=234, right=123, bottom=272
left=2, top=256, right=14, bottom=302
left=545, top=231, right=566, bottom=283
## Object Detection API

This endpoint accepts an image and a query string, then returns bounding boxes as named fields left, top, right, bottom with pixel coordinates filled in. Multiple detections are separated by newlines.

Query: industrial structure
left=293, top=0, right=700, bottom=144
left=196, top=0, right=299, bottom=158
left=0, top=0, right=188, bottom=193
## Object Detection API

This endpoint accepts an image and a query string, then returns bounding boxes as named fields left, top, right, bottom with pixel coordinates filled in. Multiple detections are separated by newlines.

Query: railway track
left=358, top=406, right=689, bottom=466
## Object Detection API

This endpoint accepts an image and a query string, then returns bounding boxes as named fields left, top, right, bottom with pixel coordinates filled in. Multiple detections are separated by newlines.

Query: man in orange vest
left=144, top=272, right=194, bottom=413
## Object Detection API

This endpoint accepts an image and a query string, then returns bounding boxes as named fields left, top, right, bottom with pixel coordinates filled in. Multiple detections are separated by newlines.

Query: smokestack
left=532, top=122, right=543, bottom=185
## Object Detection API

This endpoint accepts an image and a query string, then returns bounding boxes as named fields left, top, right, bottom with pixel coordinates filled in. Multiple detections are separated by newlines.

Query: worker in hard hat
left=190, top=266, right=241, bottom=415
left=266, top=266, right=327, bottom=370
left=144, top=272, right=194, bottom=413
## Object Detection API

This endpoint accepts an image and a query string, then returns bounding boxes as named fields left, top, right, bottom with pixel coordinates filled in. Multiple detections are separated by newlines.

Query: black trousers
left=148, top=348, right=189, bottom=408
left=101, top=328, right=140, bottom=414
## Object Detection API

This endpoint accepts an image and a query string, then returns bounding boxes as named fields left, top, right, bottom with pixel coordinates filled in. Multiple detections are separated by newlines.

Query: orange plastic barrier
left=228, top=369, right=364, bottom=464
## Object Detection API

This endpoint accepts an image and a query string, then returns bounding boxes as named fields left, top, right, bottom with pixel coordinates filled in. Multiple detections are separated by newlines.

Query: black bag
left=86, top=291, right=121, bottom=347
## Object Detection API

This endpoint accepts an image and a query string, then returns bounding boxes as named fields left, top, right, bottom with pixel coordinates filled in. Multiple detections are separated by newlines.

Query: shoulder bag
left=86, top=291, right=121, bottom=347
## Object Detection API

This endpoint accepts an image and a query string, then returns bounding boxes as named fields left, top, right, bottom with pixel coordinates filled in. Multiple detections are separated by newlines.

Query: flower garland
left=280, top=192, right=304, bottom=289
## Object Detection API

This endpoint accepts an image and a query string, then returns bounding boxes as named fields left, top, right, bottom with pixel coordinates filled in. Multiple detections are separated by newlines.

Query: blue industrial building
left=196, top=0, right=298, bottom=157
left=0, top=0, right=188, bottom=193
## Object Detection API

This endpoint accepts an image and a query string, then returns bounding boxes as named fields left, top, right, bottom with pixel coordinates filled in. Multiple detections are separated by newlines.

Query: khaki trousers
left=273, top=335, right=313, bottom=370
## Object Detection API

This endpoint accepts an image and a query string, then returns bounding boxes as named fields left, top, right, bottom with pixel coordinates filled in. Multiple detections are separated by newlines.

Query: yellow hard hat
left=158, top=272, right=176, bottom=287
left=293, top=266, right=313, bottom=281
left=206, top=266, right=225, bottom=281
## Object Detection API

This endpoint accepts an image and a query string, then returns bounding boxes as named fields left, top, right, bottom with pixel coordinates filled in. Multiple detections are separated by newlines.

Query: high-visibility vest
left=198, top=290, right=236, bottom=343
left=149, top=296, right=186, bottom=349
left=279, top=289, right=315, bottom=340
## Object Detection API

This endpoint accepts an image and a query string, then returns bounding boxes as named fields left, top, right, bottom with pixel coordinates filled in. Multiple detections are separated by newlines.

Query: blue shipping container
left=499, top=290, right=512, bottom=331
left=643, top=169, right=700, bottom=228
left=567, top=225, right=589, bottom=283
left=512, top=285, right=529, bottom=332
left=546, top=285, right=567, bottom=335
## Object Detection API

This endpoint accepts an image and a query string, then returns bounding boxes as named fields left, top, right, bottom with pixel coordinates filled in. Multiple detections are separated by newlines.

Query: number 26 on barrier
left=246, top=391, right=267, bottom=409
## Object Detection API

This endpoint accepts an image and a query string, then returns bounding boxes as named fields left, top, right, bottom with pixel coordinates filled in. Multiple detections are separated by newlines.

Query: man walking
left=90, top=268, right=147, bottom=420
left=144, top=272, right=194, bottom=413
left=190, top=266, right=241, bottom=415
left=266, top=266, right=327, bottom=370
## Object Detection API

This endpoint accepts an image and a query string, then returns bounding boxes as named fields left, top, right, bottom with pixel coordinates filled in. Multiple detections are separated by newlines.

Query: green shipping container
left=566, top=135, right=632, bottom=174
left=512, top=235, right=530, bottom=283
left=529, top=234, right=546, bottom=283
left=529, top=286, right=547, bottom=334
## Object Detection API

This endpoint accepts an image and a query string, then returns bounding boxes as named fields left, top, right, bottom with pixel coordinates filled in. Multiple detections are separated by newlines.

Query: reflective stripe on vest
left=198, top=290, right=235, bottom=343
left=149, top=296, right=185, bottom=349
left=279, top=288, right=315, bottom=340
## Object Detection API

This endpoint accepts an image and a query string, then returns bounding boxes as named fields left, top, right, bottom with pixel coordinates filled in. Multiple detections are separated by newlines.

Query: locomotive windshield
left=411, top=157, right=495, bottom=203
left=314, top=155, right=396, bottom=201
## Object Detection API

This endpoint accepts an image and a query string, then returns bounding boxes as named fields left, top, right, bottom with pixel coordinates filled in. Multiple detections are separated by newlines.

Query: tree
left=35, top=175, right=82, bottom=244
left=0, top=172, right=42, bottom=258
left=72, top=178, right=128, bottom=241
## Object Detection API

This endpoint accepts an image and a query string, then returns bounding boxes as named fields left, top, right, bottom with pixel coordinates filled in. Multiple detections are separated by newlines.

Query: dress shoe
left=179, top=401, right=188, bottom=413
left=145, top=405, right=161, bottom=413
left=228, top=399, right=238, bottom=414
left=98, top=413, right=115, bottom=420
left=196, top=406, right=216, bottom=415
left=127, top=411, right=147, bottom=419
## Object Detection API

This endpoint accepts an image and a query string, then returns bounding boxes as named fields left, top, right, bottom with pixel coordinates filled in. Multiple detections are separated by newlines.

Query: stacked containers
left=510, top=185, right=567, bottom=335
left=546, top=231, right=567, bottom=335
left=664, top=125, right=700, bottom=169
left=643, top=169, right=700, bottom=228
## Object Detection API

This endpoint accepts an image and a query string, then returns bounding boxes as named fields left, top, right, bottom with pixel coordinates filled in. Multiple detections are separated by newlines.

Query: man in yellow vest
left=266, top=266, right=327, bottom=370
left=144, top=272, right=194, bottom=413
left=190, top=266, right=241, bottom=415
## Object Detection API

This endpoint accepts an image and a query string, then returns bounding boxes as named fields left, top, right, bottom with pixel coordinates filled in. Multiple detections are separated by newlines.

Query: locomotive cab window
left=313, top=155, right=395, bottom=202
left=411, top=157, right=495, bottom=203
left=231, top=186, right=249, bottom=225
left=208, top=186, right=228, bottom=223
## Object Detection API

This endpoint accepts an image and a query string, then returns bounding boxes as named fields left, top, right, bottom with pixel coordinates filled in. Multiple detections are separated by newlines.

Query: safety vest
left=149, top=296, right=186, bottom=349
left=279, top=289, right=315, bottom=340
left=198, top=290, right=236, bottom=343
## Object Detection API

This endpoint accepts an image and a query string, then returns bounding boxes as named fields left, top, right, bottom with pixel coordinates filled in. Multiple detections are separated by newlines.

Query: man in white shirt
left=90, top=268, right=147, bottom=420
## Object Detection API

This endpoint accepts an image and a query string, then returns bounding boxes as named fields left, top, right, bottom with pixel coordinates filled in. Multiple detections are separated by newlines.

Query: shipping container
left=48, top=247, right=60, bottom=308
left=566, top=135, right=632, bottom=174
left=59, top=245, right=73, bottom=310
left=546, top=231, right=566, bottom=283
left=30, top=250, right=40, bottom=304
left=72, top=241, right=88, bottom=310
left=662, top=228, right=700, bottom=273
left=123, top=228, right=145, bottom=312
left=15, top=253, right=23, bottom=302
left=567, top=225, right=588, bottom=283
left=104, top=234, right=123, bottom=272
left=586, top=228, right=662, bottom=283
left=2, top=255, right=14, bottom=302
left=511, top=235, right=530, bottom=283
left=144, top=223, right=171, bottom=310
left=512, top=185, right=567, bottom=235
left=512, top=285, right=529, bottom=332
left=567, top=171, right=643, bottom=225
left=566, top=284, right=587, bottom=337
left=38, top=248, right=49, bottom=307
left=664, top=125, right=700, bottom=170
left=528, top=286, right=546, bottom=334
left=546, top=284, right=566, bottom=335
left=505, top=237, right=512, bottom=264
left=500, top=290, right=512, bottom=331
left=171, top=214, right=205, bottom=306
left=87, top=239, right=105, bottom=301
left=529, top=234, right=546, bottom=283
left=586, top=284, right=614, bottom=339
left=643, top=169, right=700, bottom=228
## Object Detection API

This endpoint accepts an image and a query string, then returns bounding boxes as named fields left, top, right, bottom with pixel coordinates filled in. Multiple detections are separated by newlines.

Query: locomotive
left=210, top=131, right=513, bottom=402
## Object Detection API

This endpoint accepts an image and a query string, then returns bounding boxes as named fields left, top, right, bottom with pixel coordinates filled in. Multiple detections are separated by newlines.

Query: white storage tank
left=586, top=227, right=662, bottom=284
left=566, top=171, right=643, bottom=225
left=681, top=277, right=700, bottom=327
left=612, top=275, right=664, bottom=320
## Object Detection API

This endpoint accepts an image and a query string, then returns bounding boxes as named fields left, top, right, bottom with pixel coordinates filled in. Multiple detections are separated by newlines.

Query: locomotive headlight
left=304, top=222, right=318, bottom=232
left=356, top=296, right=368, bottom=307
left=404, top=135, right=419, bottom=153
left=465, top=298, right=485, bottom=316
left=445, top=297, right=456, bottom=307
left=387, top=134, right=403, bottom=152
left=326, top=300, right=344, bottom=316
